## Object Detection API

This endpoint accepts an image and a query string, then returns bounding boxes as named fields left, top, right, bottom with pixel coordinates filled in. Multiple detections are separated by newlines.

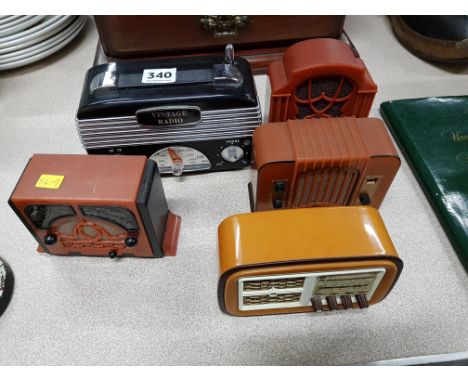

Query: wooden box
left=94, top=16, right=345, bottom=73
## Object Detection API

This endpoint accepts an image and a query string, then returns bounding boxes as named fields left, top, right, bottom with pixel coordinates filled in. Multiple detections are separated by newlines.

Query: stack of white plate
left=0, top=15, right=87, bottom=71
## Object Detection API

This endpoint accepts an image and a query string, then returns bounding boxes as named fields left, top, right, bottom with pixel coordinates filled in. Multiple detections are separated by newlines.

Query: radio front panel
left=238, top=268, right=385, bottom=312
left=88, top=137, right=253, bottom=175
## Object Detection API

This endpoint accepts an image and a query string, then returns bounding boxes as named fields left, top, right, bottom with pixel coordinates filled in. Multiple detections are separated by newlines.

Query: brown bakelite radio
left=9, top=154, right=181, bottom=258
left=268, top=38, right=377, bottom=121
left=251, top=117, right=400, bottom=211
left=218, top=206, right=403, bottom=316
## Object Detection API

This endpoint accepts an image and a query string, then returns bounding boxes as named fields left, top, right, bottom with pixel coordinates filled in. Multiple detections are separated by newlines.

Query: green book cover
left=380, top=96, right=468, bottom=271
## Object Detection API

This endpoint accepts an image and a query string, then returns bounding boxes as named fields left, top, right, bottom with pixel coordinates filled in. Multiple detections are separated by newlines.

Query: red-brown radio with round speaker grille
left=268, top=38, right=377, bottom=122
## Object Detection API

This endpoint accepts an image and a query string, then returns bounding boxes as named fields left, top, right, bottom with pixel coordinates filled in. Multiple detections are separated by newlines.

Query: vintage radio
left=8, top=154, right=181, bottom=258
left=0, top=257, right=14, bottom=317
left=250, top=117, right=400, bottom=211
left=218, top=206, right=403, bottom=316
left=76, top=45, right=262, bottom=176
left=268, top=38, right=377, bottom=122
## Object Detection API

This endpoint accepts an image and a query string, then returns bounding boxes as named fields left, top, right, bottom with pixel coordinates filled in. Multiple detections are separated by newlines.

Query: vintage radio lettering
left=158, top=118, right=183, bottom=125
left=136, top=107, right=202, bottom=127
left=153, top=110, right=188, bottom=118
left=152, top=110, right=188, bottom=125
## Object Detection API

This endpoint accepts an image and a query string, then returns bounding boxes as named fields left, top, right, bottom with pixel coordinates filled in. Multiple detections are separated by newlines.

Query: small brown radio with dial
left=268, top=38, right=377, bottom=121
left=250, top=117, right=400, bottom=211
left=9, top=154, right=181, bottom=259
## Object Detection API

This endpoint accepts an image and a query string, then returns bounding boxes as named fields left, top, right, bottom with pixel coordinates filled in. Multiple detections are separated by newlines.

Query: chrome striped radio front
left=76, top=45, right=262, bottom=175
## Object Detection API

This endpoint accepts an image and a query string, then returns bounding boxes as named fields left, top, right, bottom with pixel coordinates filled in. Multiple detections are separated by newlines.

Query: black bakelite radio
left=76, top=45, right=262, bottom=175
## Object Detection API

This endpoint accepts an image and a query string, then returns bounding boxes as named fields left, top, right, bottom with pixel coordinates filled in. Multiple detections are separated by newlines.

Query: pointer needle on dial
left=167, top=148, right=184, bottom=176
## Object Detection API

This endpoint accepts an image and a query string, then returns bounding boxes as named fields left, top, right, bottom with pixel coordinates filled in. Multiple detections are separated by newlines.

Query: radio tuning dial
left=150, top=146, right=211, bottom=175
left=221, top=145, right=244, bottom=163
left=166, top=148, right=184, bottom=176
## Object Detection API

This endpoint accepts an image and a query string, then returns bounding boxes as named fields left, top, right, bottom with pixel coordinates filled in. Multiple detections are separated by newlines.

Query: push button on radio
left=310, top=297, right=323, bottom=312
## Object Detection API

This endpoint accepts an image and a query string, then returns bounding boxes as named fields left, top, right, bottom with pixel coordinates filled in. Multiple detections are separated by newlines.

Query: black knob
left=125, top=236, right=137, bottom=247
left=108, top=251, right=118, bottom=259
left=273, top=199, right=283, bottom=209
left=274, top=181, right=286, bottom=193
left=359, top=193, right=371, bottom=205
left=44, top=234, right=57, bottom=245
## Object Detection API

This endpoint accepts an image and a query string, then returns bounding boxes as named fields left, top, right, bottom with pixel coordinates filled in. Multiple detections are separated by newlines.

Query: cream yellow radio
left=217, top=206, right=402, bottom=316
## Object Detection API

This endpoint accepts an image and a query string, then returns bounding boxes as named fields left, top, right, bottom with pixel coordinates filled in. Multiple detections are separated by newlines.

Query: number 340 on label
left=142, top=68, right=177, bottom=84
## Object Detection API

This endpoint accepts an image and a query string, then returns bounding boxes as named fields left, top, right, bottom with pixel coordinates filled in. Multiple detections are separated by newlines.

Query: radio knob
left=359, top=193, right=371, bottom=205
left=272, top=199, right=283, bottom=209
left=44, top=234, right=57, bottom=245
left=221, top=145, right=244, bottom=163
left=125, top=237, right=138, bottom=247
left=274, top=181, right=286, bottom=193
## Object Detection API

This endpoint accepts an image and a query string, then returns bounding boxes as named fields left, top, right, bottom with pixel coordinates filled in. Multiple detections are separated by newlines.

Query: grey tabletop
left=0, top=16, right=467, bottom=365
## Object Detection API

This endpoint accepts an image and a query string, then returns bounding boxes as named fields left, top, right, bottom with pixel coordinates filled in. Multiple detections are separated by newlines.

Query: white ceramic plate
left=0, top=17, right=86, bottom=70
left=0, top=16, right=74, bottom=52
left=0, top=16, right=85, bottom=64
left=0, top=16, right=46, bottom=38
left=0, top=15, right=72, bottom=45
left=0, top=15, right=31, bottom=31
left=0, top=16, right=23, bottom=27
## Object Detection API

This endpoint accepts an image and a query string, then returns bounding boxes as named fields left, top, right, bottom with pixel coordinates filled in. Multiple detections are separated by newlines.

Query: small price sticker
left=142, top=68, right=177, bottom=84
left=35, top=174, right=64, bottom=189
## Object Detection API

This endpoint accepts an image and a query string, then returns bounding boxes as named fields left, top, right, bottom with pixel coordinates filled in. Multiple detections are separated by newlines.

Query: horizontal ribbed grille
left=292, top=167, right=359, bottom=207
left=76, top=104, right=262, bottom=149
left=243, top=277, right=305, bottom=291
left=243, top=293, right=301, bottom=306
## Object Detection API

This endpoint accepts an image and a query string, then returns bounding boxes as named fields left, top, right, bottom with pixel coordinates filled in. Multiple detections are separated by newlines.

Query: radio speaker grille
left=292, top=168, right=359, bottom=207
left=293, top=76, right=354, bottom=118
left=243, top=293, right=302, bottom=306
left=243, top=277, right=305, bottom=291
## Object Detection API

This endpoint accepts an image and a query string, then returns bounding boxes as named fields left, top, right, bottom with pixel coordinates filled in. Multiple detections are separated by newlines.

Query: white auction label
left=142, top=68, right=177, bottom=84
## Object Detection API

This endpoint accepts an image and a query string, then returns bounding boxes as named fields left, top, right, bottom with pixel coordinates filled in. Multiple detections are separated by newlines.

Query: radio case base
left=162, top=212, right=181, bottom=257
